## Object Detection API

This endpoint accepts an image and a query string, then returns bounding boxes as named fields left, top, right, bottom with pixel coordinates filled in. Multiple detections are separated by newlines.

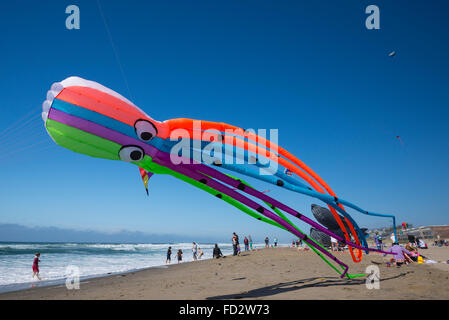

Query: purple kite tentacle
left=178, top=160, right=390, bottom=255
left=152, top=154, right=350, bottom=277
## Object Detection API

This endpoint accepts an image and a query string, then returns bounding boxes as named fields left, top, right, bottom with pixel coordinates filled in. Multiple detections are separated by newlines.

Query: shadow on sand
left=206, top=272, right=410, bottom=300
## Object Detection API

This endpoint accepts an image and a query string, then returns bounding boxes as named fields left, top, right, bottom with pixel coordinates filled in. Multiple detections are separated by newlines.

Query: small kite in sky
left=139, top=167, right=153, bottom=195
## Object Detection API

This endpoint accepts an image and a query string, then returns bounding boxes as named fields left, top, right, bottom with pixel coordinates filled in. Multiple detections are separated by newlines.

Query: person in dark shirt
left=244, top=237, right=249, bottom=251
left=176, top=249, right=183, bottom=264
left=213, top=244, right=223, bottom=259
left=232, top=232, right=239, bottom=256
left=166, top=247, right=172, bottom=264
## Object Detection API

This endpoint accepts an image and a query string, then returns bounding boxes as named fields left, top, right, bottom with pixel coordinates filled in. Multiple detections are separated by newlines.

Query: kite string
left=96, top=0, right=134, bottom=101
left=0, top=131, right=49, bottom=152
left=0, top=143, right=57, bottom=165
left=0, top=114, right=44, bottom=148
left=0, top=110, right=41, bottom=140
left=0, top=114, right=43, bottom=149
left=0, top=138, right=50, bottom=160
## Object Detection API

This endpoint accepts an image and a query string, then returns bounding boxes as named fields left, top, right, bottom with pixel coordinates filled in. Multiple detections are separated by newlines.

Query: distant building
left=398, top=225, right=449, bottom=241
left=368, top=225, right=449, bottom=242
left=427, top=225, right=449, bottom=239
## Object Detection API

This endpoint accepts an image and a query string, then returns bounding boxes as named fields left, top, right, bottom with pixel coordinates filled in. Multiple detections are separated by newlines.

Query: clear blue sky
left=0, top=0, right=448, bottom=242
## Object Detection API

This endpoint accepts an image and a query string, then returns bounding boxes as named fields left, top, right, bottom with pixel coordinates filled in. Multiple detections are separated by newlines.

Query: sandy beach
left=1, top=245, right=448, bottom=300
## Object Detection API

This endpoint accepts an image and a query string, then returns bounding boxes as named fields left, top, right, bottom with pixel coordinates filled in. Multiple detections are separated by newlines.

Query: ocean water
left=0, top=241, right=272, bottom=293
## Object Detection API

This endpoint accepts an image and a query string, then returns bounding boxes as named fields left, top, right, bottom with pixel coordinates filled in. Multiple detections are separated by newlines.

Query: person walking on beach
left=232, top=232, right=239, bottom=256
left=32, top=253, right=41, bottom=280
left=265, top=237, right=269, bottom=248
left=213, top=244, right=223, bottom=259
left=176, top=249, right=183, bottom=264
left=192, top=242, right=198, bottom=261
left=166, top=246, right=172, bottom=264
left=244, top=237, right=249, bottom=251
left=274, top=237, right=278, bottom=247
left=248, top=235, right=253, bottom=250
left=198, top=247, right=204, bottom=259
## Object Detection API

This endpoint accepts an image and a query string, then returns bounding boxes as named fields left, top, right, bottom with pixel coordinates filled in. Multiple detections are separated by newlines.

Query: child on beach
left=248, top=235, right=253, bottom=250
left=198, top=247, right=204, bottom=259
left=384, top=243, right=412, bottom=267
left=405, top=244, right=419, bottom=262
left=32, top=253, right=41, bottom=280
left=166, top=247, right=172, bottom=264
left=176, top=249, right=183, bottom=264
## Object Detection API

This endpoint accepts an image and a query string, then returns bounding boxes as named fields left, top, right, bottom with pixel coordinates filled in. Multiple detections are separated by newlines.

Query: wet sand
left=1, top=246, right=448, bottom=300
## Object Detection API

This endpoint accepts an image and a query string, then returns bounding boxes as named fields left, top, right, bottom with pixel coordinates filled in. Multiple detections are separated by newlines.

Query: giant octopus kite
left=42, top=76, right=396, bottom=278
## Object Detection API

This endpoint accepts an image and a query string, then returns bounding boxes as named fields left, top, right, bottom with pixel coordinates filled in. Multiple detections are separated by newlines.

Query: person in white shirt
left=390, top=233, right=396, bottom=245
left=331, top=237, right=338, bottom=251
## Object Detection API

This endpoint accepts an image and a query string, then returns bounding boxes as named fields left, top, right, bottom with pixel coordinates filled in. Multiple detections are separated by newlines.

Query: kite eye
left=135, top=120, right=157, bottom=141
left=119, top=146, right=144, bottom=162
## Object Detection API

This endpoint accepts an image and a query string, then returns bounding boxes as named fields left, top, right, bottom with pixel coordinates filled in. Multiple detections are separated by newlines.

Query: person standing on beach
left=374, top=232, right=383, bottom=250
left=176, top=249, right=183, bottom=264
left=32, top=253, right=41, bottom=280
left=192, top=242, right=198, bottom=261
left=244, top=237, right=249, bottom=251
left=232, top=233, right=238, bottom=256
left=248, top=235, right=253, bottom=250
left=331, top=236, right=338, bottom=251
left=274, top=238, right=278, bottom=247
left=213, top=244, right=223, bottom=259
left=198, top=247, right=204, bottom=259
left=265, top=237, right=269, bottom=248
left=166, top=246, right=172, bottom=264
left=390, top=233, right=396, bottom=245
